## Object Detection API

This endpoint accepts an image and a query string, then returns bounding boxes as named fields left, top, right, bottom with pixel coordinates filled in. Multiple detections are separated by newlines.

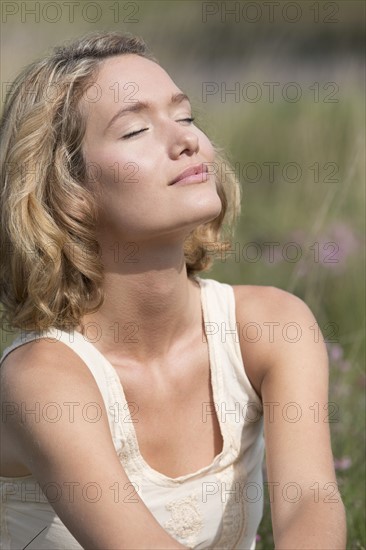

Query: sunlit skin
left=82, top=55, right=221, bottom=242
left=80, top=54, right=222, bottom=367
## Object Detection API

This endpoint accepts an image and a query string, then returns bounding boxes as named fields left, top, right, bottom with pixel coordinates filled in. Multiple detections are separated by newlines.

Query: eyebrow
left=105, top=92, right=191, bottom=132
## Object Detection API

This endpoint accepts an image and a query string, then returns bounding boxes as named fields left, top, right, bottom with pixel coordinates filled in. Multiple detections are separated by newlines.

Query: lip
left=168, top=163, right=209, bottom=186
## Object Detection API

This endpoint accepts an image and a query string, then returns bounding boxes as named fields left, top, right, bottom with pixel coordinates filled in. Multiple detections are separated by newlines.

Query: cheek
left=83, top=145, right=139, bottom=188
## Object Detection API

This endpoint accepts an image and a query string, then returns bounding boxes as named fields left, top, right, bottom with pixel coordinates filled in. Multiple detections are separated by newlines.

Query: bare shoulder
left=0, top=335, right=109, bottom=422
left=231, top=284, right=319, bottom=400
left=232, top=283, right=313, bottom=319
left=0, top=337, right=110, bottom=476
left=1, top=337, right=101, bottom=402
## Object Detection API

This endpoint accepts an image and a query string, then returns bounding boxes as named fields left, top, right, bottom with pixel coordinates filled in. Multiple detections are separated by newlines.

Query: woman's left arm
left=258, top=289, right=347, bottom=549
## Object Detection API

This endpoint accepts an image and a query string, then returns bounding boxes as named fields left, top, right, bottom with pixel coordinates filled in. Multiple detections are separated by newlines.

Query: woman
left=0, top=32, right=346, bottom=549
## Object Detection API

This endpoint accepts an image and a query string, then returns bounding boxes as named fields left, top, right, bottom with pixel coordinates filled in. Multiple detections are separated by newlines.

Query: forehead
left=87, top=54, right=180, bottom=106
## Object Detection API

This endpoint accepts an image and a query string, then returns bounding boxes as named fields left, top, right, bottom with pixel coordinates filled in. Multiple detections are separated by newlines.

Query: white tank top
left=0, top=276, right=265, bottom=550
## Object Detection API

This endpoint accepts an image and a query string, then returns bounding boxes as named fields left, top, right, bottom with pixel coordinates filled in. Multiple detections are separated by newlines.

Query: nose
left=168, top=124, right=199, bottom=159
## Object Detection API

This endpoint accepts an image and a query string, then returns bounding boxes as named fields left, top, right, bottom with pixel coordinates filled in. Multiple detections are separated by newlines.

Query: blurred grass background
left=1, top=1, right=365, bottom=548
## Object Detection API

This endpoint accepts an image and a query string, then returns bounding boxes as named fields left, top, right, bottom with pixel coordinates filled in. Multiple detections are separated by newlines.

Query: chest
left=113, top=342, right=224, bottom=479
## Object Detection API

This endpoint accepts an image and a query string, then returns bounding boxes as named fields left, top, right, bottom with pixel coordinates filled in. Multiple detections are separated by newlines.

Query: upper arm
left=0, top=340, right=185, bottom=550
left=235, top=286, right=342, bottom=541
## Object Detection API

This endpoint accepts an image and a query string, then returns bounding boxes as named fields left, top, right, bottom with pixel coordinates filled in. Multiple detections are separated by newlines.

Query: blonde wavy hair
left=0, top=31, right=241, bottom=332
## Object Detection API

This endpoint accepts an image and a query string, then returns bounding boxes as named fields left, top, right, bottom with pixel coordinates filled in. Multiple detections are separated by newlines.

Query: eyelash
left=122, top=117, right=195, bottom=139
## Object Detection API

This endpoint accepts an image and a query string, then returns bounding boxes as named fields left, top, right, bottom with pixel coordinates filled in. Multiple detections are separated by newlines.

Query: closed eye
left=122, top=128, right=148, bottom=139
left=178, top=117, right=195, bottom=124
left=122, top=117, right=195, bottom=139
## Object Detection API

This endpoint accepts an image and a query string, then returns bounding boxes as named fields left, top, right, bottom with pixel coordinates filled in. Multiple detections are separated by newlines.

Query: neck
left=78, top=239, right=202, bottom=365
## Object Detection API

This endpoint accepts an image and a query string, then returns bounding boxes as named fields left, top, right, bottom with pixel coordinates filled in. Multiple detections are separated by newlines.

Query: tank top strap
left=195, top=275, right=239, bottom=349
left=195, top=276, right=262, bottom=411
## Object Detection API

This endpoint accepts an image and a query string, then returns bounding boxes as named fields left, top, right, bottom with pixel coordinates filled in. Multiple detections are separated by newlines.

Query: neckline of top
left=71, top=274, right=230, bottom=484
